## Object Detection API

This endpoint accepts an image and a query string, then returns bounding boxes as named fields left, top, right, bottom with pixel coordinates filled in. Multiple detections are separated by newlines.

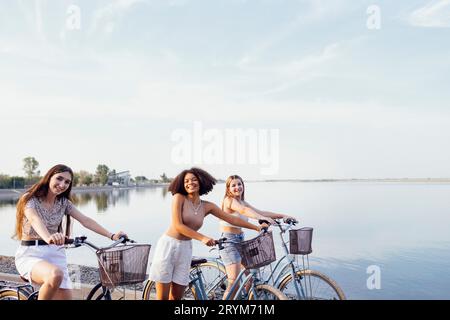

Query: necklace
left=189, top=199, right=202, bottom=215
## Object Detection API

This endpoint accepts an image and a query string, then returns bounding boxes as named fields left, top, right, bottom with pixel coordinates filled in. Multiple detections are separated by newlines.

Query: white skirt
left=15, top=244, right=73, bottom=289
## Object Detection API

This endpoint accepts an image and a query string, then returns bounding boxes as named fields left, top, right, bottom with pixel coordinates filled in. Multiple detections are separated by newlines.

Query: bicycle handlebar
left=64, top=235, right=134, bottom=250
left=258, top=219, right=270, bottom=233
left=214, top=237, right=245, bottom=250
left=272, top=218, right=298, bottom=234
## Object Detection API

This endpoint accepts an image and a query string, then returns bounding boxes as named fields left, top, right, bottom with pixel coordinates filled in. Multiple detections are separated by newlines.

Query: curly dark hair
left=168, top=167, right=217, bottom=196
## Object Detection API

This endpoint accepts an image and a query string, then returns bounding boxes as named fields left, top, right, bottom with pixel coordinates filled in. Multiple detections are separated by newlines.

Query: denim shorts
left=219, top=232, right=244, bottom=266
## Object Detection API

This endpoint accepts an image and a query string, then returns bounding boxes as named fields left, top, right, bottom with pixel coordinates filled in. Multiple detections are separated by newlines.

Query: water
left=1, top=182, right=450, bottom=299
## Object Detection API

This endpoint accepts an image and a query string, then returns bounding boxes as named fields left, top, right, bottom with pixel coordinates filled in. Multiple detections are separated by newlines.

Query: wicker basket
left=289, top=227, right=313, bottom=255
left=96, top=244, right=151, bottom=288
left=237, top=231, right=276, bottom=270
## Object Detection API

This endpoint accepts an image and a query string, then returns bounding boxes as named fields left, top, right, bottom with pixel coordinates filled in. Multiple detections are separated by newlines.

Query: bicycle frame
left=190, top=240, right=266, bottom=301
left=194, top=223, right=342, bottom=301
left=0, top=280, right=36, bottom=300
left=209, top=223, right=309, bottom=299
left=262, top=222, right=315, bottom=299
left=189, top=267, right=209, bottom=300
left=222, top=268, right=257, bottom=300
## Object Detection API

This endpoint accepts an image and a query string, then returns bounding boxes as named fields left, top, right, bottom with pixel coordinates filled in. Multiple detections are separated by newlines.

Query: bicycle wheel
left=0, top=289, right=28, bottom=300
left=142, top=280, right=156, bottom=300
left=278, top=269, right=346, bottom=300
left=247, top=284, right=288, bottom=300
left=142, top=279, right=194, bottom=300
left=86, top=283, right=112, bottom=300
left=190, top=262, right=228, bottom=300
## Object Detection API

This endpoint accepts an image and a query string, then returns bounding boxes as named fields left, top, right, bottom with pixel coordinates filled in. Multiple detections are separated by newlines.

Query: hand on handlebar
left=283, top=216, right=298, bottom=224
left=202, top=236, right=216, bottom=247
left=47, top=232, right=66, bottom=245
left=111, top=231, right=128, bottom=242
left=258, top=220, right=270, bottom=233
left=214, top=237, right=228, bottom=250
left=258, top=216, right=276, bottom=225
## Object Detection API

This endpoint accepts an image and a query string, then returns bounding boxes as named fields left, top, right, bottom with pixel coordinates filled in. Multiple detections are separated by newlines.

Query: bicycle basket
left=96, top=244, right=151, bottom=288
left=289, top=227, right=313, bottom=255
left=237, top=231, right=276, bottom=270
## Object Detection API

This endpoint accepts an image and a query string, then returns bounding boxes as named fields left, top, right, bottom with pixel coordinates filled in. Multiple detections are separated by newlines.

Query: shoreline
left=260, top=178, right=450, bottom=183
left=0, top=184, right=169, bottom=199
left=0, top=255, right=100, bottom=286
left=2, top=179, right=449, bottom=199
left=0, top=255, right=145, bottom=289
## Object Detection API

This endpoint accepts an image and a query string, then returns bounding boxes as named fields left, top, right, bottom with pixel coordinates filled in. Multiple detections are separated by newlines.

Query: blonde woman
left=219, top=174, right=297, bottom=299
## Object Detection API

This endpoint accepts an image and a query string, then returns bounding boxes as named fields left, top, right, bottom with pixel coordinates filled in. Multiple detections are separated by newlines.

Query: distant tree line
left=0, top=157, right=173, bottom=189
left=134, top=173, right=172, bottom=185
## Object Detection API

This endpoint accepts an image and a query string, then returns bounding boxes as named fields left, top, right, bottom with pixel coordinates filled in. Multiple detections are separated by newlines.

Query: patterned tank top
left=22, top=196, right=74, bottom=239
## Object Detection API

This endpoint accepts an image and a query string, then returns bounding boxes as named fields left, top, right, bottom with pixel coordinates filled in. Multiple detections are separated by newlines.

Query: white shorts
left=15, top=244, right=73, bottom=289
left=148, top=234, right=193, bottom=286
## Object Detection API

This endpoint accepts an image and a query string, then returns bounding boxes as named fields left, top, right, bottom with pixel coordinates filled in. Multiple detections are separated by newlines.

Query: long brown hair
left=222, top=175, right=245, bottom=209
left=14, top=164, right=74, bottom=240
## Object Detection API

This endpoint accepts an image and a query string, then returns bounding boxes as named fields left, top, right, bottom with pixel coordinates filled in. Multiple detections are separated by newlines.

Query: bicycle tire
left=86, top=283, right=112, bottom=300
left=247, top=284, right=288, bottom=300
left=190, top=261, right=228, bottom=300
left=141, top=280, right=156, bottom=300
left=278, top=269, right=346, bottom=300
left=0, top=289, right=28, bottom=300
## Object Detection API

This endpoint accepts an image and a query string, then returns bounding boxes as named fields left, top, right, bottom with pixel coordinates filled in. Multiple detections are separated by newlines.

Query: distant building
left=107, top=171, right=131, bottom=186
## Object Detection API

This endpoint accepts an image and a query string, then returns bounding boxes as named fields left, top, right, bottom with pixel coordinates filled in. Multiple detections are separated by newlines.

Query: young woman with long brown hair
left=14, top=164, right=127, bottom=300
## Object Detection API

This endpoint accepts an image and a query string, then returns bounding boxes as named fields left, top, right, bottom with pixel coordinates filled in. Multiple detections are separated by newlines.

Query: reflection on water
left=0, top=188, right=140, bottom=212
left=1, top=183, right=450, bottom=299
left=0, top=198, right=17, bottom=208
left=72, top=189, right=132, bottom=212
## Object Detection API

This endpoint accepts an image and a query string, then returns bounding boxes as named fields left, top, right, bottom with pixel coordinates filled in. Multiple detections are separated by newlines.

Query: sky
left=1, top=0, right=449, bottom=180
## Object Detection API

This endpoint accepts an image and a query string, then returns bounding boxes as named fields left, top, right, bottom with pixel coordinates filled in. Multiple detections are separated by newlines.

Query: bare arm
left=245, top=202, right=296, bottom=221
left=24, top=208, right=54, bottom=243
left=69, top=207, right=126, bottom=240
left=208, top=202, right=261, bottom=232
left=171, top=194, right=213, bottom=245
left=226, top=198, right=276, bottom=224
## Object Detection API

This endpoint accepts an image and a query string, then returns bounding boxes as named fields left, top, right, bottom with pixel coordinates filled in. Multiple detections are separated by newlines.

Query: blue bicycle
left=184, top=219, right=346, bottom=300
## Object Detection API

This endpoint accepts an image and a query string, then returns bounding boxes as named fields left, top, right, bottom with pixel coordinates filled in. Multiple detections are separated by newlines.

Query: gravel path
left=0, top=255, right=145, bottom=290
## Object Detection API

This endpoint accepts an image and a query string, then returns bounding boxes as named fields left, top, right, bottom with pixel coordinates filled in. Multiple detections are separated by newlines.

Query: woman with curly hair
left=148, top=167, right=266, bottom=300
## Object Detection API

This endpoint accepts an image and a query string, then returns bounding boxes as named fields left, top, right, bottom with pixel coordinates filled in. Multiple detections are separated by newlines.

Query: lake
left=1, top=182, right=449, bottom=299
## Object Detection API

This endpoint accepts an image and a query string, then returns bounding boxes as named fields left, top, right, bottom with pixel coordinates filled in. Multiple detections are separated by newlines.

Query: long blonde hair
left=222, top=175, right=245, bottom=210
left=14, top=164, right=74, bottom=240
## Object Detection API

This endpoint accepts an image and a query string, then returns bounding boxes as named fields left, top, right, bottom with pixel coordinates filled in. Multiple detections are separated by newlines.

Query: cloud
left=408, top=0, right=450, bottom=28
left=236, top=0, right=349, bottom=68
left=233, top=42, right=342, bottom=97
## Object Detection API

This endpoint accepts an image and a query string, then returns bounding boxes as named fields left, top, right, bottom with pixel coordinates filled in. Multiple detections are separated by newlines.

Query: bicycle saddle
left=190, top=258, right=207, bottom=267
